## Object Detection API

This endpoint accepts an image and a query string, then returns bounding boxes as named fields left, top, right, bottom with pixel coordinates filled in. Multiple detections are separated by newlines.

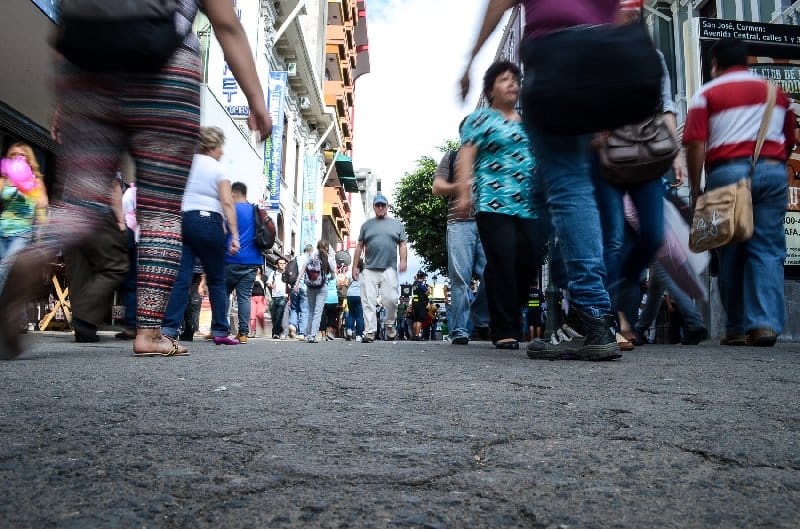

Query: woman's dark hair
left=711, top=38, right=748, bottom=71
left=317, top=240, right=330, bottom=273
left=482, top=60, right=521, bottom=103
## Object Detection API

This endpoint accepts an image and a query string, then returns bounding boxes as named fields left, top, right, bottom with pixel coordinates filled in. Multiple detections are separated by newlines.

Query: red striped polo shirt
left=682, top=67, right=796, bottom=166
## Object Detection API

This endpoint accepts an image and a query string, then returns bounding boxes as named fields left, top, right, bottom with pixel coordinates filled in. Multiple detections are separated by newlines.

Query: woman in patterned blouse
left=456, top=61, right=545, bottom=350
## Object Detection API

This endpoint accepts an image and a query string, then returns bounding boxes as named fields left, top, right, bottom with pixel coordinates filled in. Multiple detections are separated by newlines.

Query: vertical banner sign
left=301, top=155, right=320, bottom=248
left=265, top=72, right=288, bottom=210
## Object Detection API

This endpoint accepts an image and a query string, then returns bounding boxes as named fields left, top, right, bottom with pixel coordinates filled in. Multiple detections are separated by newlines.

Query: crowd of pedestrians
left=0, top=0, right=795, bottom=361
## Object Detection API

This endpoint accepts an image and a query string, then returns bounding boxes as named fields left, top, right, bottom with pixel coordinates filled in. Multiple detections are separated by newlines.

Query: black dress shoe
left=72, top=318, right=99, bottom=343
left=746, top=328, right=778, bottom=347
left=681, top=327, right=708, bottom=345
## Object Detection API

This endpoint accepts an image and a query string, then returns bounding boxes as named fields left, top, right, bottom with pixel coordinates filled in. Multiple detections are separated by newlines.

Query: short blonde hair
left=6, top=142, right=44, bottom=180
left=198, top=126, right=225, bottom=154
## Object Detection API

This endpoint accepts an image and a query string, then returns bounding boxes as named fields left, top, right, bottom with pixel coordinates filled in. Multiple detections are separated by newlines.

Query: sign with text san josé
left=699, top=18, right=800, bottom=46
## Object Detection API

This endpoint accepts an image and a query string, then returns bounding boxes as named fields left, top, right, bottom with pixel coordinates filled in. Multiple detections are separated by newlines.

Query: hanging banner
left=265, top=72, right=288, bottom=210
left=301, top=155, right=320, bottom=248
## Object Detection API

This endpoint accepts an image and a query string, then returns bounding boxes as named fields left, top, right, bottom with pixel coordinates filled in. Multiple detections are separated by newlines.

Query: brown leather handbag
left=688, top=83, right=776, bottom=253
left=598, top=113, right=680, bottom=185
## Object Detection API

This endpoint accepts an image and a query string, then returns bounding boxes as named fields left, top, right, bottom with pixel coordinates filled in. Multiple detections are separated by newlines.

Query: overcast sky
left=348, top=0, right=508, bottom=282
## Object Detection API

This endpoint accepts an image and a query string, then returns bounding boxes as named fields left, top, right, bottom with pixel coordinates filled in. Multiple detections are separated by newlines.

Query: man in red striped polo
left=683, top=37, right=796, bottom=347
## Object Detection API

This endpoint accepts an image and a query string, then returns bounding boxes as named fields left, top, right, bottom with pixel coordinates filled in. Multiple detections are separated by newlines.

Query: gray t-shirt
left=358, top=217, right=407, bottom=271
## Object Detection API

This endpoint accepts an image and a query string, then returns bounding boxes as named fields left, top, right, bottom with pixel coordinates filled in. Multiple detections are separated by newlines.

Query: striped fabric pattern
left=683, top=67, right=796, bottom=166
left=42, top=46, right=202, bottom=329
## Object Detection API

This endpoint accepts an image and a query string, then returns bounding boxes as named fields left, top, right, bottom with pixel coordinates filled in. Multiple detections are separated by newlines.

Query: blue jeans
left=226, top=264, right=257, bottom=336
left=162, top=211, right=229, bottom=338
left=305, top=285, right=326, bottom=338
left=0, top=233, right=32, bottom=326
left=121, top=228, right=137, bottom=329
left=288, top=287, right=308, bottom=336
left=0, top=233, right=31, bottom=292
left=708, top=160, right=787, bottom=335
left=346, top=295, right=364, bottom=336
left=592, top=157, right=664, bottom=313
left=635, top=261, right=705, bottom=334
left=526, top=126, right=611, bottom=317
left=446, top=221, right=489, bottom=339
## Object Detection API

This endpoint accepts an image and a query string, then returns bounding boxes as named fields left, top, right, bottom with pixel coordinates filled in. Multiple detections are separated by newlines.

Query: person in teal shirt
left=456, top=61, right=546, bottom=350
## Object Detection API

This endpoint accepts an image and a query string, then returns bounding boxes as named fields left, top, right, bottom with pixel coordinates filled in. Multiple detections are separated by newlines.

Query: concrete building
left=320, top=0, right=371, bottom=251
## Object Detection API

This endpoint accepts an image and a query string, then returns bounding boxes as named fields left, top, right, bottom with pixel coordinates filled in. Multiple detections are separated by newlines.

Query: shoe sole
left=527, top=342, right=621, bottom=361
left=748, top=336, right=777, bottom=347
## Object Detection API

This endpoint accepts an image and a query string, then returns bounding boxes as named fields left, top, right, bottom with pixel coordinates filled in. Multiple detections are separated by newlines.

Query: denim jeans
left=707, top=160, right=787, bottom=335
left=635, top=261, right=705, bottom=334
left=0, top=232, right=32, bottom=326
left=226, top=264, right=257, bottom=336
left=0, top=233, right=31, bottom=293
left=446, top=221, right=489, bottom=339
left=288, top=287, right=308, bottom=336
left=162, top=211, right=229, bottom=338
left=346, top=295, right=364, bottom=336
left=305, top=285, right=327, bottom=338
left=526, top=126, right=612, bottom=317
left=121, top=228, right=137, bottom=329
left=592, top=156, right=664, bottom=313
left=269, top=295, right=288, bottom=336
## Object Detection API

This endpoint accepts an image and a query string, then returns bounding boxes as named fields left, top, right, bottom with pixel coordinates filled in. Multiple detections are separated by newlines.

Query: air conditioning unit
left=287, top=62, right=298, bottom=77
left=299, top=96, right=311, bottom=109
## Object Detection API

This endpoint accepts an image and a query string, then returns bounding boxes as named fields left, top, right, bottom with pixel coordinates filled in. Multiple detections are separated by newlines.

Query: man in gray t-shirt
left=352, top=194, right=407, bottom=343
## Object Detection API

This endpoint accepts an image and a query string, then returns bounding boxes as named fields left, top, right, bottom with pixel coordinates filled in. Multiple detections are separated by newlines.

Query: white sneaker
left=355, top=335, right=362, bottom=342
left=345, top=328, right=353, bottom=340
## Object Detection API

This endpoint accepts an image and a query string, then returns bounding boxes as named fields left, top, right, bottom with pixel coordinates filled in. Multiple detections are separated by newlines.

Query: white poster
left=206, top=0, right=260, bottom=117
left=785, top=212, right=800, bottom=266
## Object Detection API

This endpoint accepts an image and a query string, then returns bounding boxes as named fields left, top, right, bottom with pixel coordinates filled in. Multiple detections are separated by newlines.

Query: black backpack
left=282, top=258, right=299, bottom=286
left=252, top=205, right=276, bottom=253
left=56, top=0, right=186, bottom=73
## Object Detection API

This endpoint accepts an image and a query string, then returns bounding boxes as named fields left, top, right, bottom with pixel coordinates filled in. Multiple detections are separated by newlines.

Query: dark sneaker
left=527, top=324, right=584, bottom=360
left=527, top=308, right=621, bottom=361
left=451, top=336, right=469, bottom=345
left=681, top=327, right=708, bottom=345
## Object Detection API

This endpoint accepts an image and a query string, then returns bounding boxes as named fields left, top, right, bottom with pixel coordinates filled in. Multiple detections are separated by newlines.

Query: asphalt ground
left=1, top=331, right=798, bottom=529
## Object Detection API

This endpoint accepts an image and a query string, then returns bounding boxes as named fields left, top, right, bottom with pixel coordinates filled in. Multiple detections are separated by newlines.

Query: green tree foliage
left=391, top=141, right=459, bottom=276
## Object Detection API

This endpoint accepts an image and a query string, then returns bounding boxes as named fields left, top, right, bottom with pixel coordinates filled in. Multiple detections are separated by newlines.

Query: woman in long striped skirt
left=0, top=0, right=271, bottom=359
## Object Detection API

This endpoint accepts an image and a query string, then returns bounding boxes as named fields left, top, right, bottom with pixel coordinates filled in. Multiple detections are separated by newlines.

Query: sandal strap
left=163, top=337, right=180, bottom=357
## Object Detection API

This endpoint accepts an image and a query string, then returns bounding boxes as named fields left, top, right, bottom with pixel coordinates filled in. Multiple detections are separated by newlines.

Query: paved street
left=1, top=331, right=798, bottom=529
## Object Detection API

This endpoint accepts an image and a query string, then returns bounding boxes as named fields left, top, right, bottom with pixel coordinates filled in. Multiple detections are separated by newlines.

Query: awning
left=334, top=153, right=358, bottom=192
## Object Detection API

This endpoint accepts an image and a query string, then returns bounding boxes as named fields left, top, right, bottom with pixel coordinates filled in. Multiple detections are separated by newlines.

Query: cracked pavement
left=1, top=332, right=799, bottom=528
